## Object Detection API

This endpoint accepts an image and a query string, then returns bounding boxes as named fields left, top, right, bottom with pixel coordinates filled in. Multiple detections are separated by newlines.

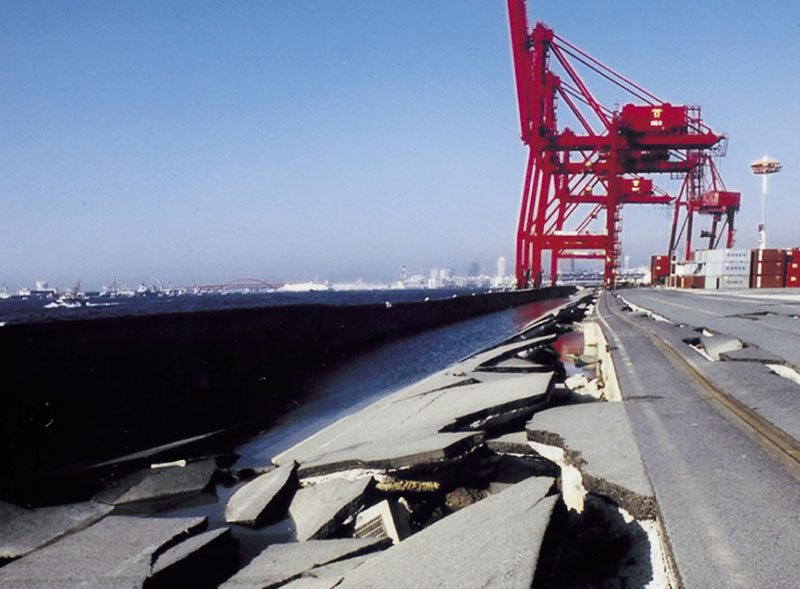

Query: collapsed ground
left=1, top=290, right=678, bottom=588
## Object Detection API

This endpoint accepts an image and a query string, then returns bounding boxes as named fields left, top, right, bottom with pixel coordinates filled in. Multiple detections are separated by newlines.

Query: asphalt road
left=596, top=290, right=800, bottom=588
left=619, top=288, right=800, bottom=367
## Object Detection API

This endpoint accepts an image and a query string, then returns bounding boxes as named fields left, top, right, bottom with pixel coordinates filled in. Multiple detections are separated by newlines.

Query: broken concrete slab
left=220, top=537, right=390, bottom=588
left=336, top=476, right=557, bottom=589
left=273, top=373, right=552, bottom=476
left=485, top=431, right=539, bottom=455
left=700, top=333, right=743, bottom=360
left=526, top=403, right=655, bottom=519
left=280, top=554, right=374, bottom=589
left=225, top=461, right=298, bottom=526
left=474, top=357, right=551, bottom=373
left=451, top=334, right=558, bottom=375
left=718, top=345, right=785, bottom=364
left=0, top=515, right=207, bottom=587
left=380, top=371, right=480, bottom=403
left=0, top=500, right=114, bottom=562
left=428, top=373, right=554, bottom=432
left=291, top=431, right=483, bottom=478
left=273, top=369, right=551, bottom=477
left=698, top=360, right=800, bottom=442
left=148, top=527, right=237, bottom=588
left=94, top=458, right=217, bottom=506
left=290, top=476, right=373, bottom=541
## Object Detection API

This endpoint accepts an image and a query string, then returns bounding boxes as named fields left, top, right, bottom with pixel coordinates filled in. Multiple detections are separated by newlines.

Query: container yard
left=652, top=247, right=800, bottom=289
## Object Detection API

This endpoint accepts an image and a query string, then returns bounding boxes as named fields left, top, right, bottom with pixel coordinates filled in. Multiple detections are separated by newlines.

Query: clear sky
left=2, top=1, right=798, bottom=290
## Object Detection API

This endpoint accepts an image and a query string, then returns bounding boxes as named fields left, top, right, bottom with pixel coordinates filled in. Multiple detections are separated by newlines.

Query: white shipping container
left=674, top=262, right=699, bottom=276
left=704, top=260, right=750, bottom=277
left=705, top=274, right=749, bottom=290
left=718, top=275, right=748, bottom=289
left=703, top=248, right=750, bottom=264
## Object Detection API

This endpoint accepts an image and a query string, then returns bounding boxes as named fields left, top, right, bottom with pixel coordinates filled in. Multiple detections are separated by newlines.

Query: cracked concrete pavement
left=2, top=291, right=677, bottom=587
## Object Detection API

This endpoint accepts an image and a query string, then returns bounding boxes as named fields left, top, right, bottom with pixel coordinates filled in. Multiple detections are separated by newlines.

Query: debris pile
left=1, top=291, right=676, bottom=587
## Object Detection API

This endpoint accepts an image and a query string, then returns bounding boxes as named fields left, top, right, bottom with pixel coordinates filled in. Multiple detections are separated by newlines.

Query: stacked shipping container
left=651, top=248, right=800, bottom=290
left=786, top=249, right=800, bottom=288
left=750, top=249, right=786, bottom=288
left=650, top=255, right=670, bottom=285
left=701, top=249, right=750, bottom=290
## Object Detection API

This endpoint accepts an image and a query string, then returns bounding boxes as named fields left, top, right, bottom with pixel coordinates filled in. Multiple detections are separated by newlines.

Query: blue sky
left=2, top=1, right=798, bottom=290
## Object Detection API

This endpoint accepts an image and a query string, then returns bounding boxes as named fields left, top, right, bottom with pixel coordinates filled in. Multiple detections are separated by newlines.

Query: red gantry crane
left=507, top=0, right=733, bottom=289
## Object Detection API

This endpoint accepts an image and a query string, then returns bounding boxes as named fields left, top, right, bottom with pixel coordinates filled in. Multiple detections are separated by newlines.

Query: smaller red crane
left=668, top=155, right=740, bottom=260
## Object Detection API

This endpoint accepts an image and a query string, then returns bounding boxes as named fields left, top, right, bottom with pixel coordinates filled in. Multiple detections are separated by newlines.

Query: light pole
left=750, top=156, right=782, bottom=250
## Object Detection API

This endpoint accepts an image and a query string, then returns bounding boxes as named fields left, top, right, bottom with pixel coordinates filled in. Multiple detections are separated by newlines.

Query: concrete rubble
left=220, top=538, right=389, bottom=588
left=289, top=476, right=374, bottom=541
left=526, top=403, right=656, bottom=519
left=699, top=332, right=743, bottom=361
left=94, top=457, right=218, bottom=507
left=225, top=461, right=298, bottom=526
left=279, top=554, right=374, bottom=588
left=0, top=515, right=218, bottom=587
left=336, top=476, right=557, bottom=589
left=148, top=527, right=237, bottom=588
left=1, top=291, right=670, bottom=587
left=0, top=500, right=113, bottom=561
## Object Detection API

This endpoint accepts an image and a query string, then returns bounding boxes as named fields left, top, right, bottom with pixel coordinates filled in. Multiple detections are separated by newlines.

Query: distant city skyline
left=2, top=2, right=797, bottom=291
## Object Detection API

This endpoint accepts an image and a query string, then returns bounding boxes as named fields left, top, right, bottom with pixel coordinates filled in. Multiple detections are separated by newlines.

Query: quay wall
left=0, top=287, right=573, bottom=496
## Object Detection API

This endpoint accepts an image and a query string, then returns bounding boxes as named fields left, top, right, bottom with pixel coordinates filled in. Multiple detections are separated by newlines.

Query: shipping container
left=754, top=261, right=786, bottom=276
left=650, top=254, right=670, bottom=285
left=786, top=248, right=800, bottom=263
left=674, top=262, right=699, bottom=276
left=704, top=248, right=750, bottom=263
left=683, top=276, right=705, bottom=289
left=752, top=274, right=785, bottom=289
left=706, top=274, right=750, bottom=290
left=705, top=261, right=750, bottom=276
left=751, top=248, right=786, bottom=264
left=718, top=275, right=748, bottom=289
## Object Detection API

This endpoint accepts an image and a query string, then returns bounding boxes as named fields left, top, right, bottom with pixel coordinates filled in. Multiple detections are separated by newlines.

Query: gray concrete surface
left=3, top=293, right=621, bottom=587
left=273, top=371, right=553, bottom=476
left=94, top=457, right=217, bottom=505
left=290, top=477, right=373, bottom=541
left=220, top=537, right=389, bottom=588
left=526, top=402, right=656, bottom=519
left=149, top=527, right=236, bottom=587
left=336, top=476, right=557, bottom=589
left=619, top=289, right=800, bottom=444
left=225, top=461, right=298, bottom=526
left=280, top=554, right=373, bottom=588
left=0, top=500, right=113, bottom=561
left=621, top=288, right=800, bottom=368
left=0, top=515, right=207, bottom=587
left=598, top=291, right=800, bottom=588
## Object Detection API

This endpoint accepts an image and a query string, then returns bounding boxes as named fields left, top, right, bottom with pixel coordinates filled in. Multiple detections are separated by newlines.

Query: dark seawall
left=0, top=287, right=573, bottom=497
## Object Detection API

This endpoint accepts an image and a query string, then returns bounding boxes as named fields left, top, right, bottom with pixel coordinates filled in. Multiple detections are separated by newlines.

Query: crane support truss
left=507, top=0, right=727, bottom=288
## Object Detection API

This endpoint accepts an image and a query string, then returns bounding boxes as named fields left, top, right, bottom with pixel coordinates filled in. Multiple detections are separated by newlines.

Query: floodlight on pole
left=750, top=156, right=782, bottom=250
